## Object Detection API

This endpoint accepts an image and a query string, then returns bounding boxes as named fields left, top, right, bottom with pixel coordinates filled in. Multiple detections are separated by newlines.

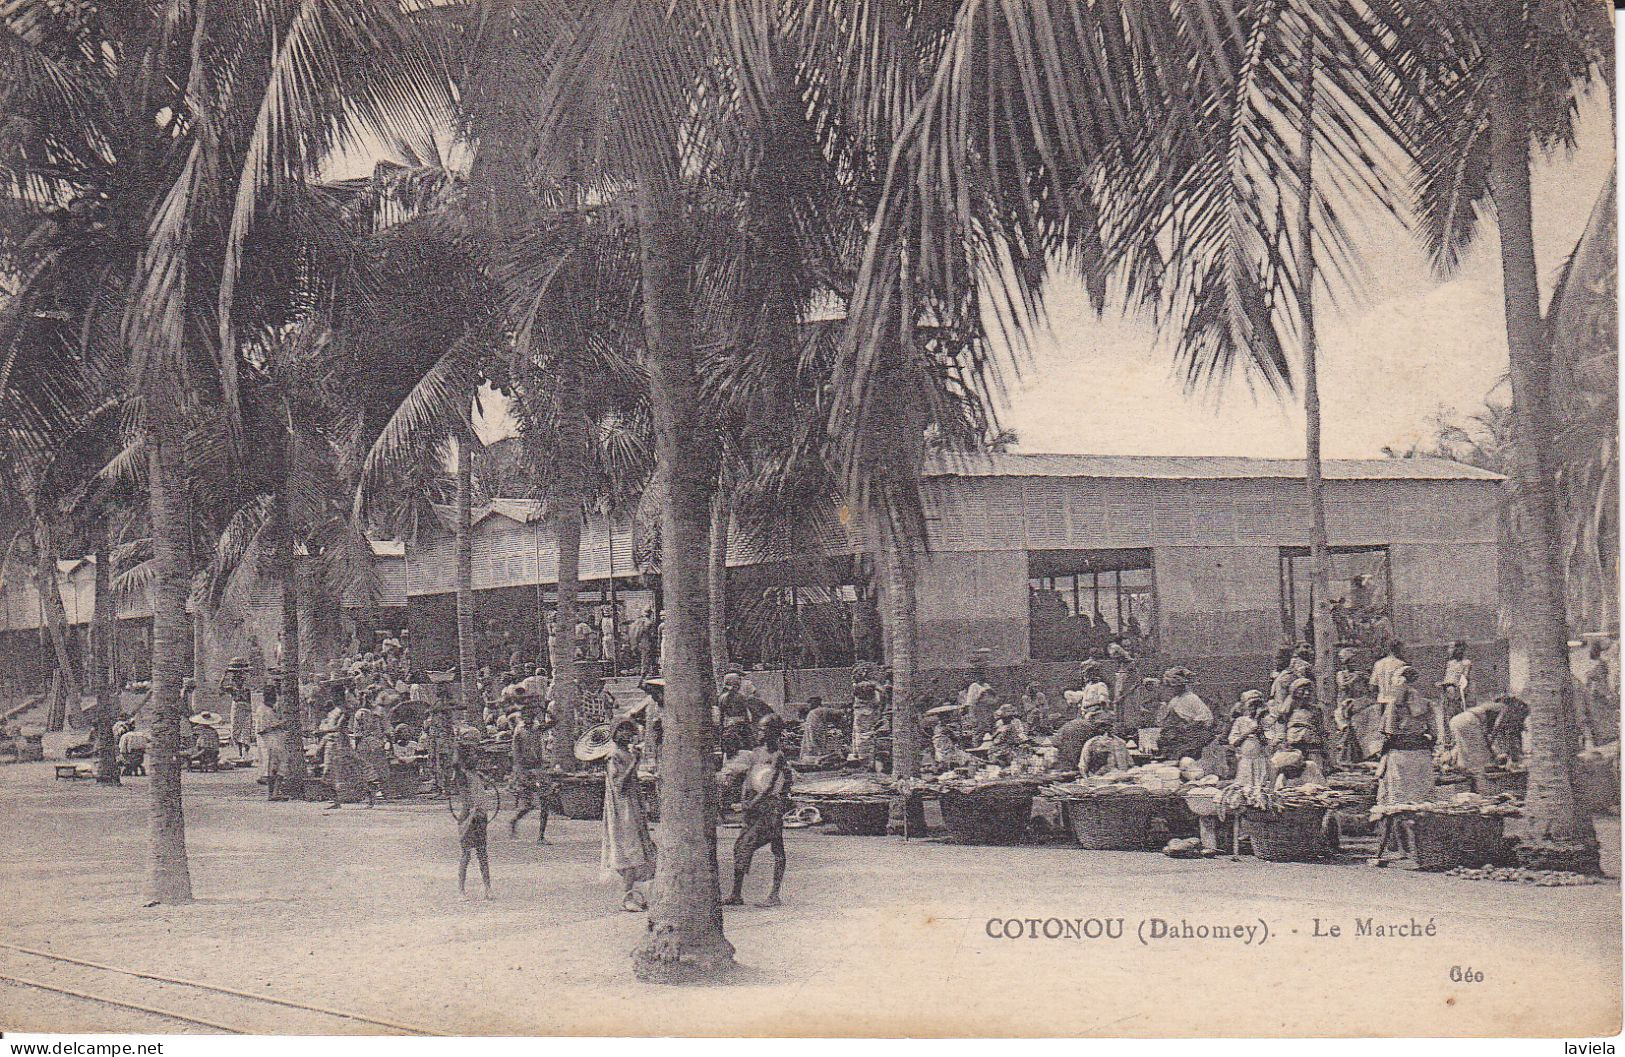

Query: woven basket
left=1064, top=796, right=1158, bottom=851
left=939, top=790, right=1033, bottom=845
left=1407, top=811, right=1515, bottom=871
left=1155, top=795, right=1200, bottom=838
left=813, top=797, right=892, bottom=836
left=1240, top=806, right=1329, bottom=862
left=556, top=775, right=606, bottom=820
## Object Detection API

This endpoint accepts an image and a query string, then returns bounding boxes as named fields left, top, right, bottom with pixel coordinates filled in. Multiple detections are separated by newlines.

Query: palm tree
left=3, top=0, right=455, bottom=904
left=1359, top=0, right=1611, bottom=871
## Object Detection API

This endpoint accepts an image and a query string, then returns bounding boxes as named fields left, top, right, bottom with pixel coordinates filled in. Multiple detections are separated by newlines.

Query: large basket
left=939, top=790, right=1033, bottom=845
left=1063, top=796, right=1158, bottom=851
left=1154, top=795, right=1200, bottom=839
left=811, top=797, right=892, bottom=836
left=1407, top=811, right=1515, bottom=871
left=556, top=774, right=606, bottom=820
left=1240, top=806, right=1329, bottom=862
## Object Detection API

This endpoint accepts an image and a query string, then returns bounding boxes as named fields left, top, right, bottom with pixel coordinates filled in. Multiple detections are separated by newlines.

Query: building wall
left=1153, top=546, right=1283, bottom=659
left=1389, top=541, right=1500, bottom=644
left=914, top=549, right=1029, bottom=669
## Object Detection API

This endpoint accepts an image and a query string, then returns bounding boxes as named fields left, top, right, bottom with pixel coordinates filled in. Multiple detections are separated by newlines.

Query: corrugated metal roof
left=428, top=498, right=548, bottom=533
left=924, top=452, right=1504, bottom=482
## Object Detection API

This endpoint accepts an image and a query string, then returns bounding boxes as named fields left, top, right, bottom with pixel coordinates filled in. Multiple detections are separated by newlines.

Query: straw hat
left=189, top=711, right=224, bottom=727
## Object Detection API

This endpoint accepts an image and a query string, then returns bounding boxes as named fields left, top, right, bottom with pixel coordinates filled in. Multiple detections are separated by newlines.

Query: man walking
left=509, top=700, right=557, bottom=843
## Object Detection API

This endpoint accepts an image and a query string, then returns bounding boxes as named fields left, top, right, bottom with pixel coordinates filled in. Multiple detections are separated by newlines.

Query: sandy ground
left=0, top=759, right=1618, bottom=1039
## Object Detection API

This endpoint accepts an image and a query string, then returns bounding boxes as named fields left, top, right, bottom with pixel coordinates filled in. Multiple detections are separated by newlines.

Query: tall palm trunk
left=454, top=431, right=480, bottom=727
left=631, top=177, right=733, bottom=983
left=879, top=519, right=920, bottom=781
left=546, top=489, right=583, bottom=771
left=33, top=520, right=82, bottom=731
left=1486, top=30, right=1596, bottom=871
left=708, top=483, right=731, bottom=681
left=92, top=533, right=119, bottom=785
left=143, top=412, right=193, bottom=904
left=276, top=426, right=307, bottom=794
left=1294, top=31, right=1337, bottom=711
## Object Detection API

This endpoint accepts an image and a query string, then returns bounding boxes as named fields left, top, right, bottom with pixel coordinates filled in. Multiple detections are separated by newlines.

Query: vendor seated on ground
left=798, top=696, right=850, bottom=761
left=1079, top=724, right=1133, bottom=776
left=1270, top=748, right=1325, bottom=790
left=1051, top=698, right=1104, bottom=776
left=987, top=702, right=1029, bottom=765
left=187, top=712, right=223, bottom=769
left=117, top=725, right=150, bottom=776
left=718, top=671, right=773, bottom=755
left=926, top=709, right=969, bottom=768
left=1155, top=668, right=1214, bottom=760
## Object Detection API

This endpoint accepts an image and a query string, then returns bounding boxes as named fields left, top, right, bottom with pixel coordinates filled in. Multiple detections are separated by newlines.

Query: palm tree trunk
left=92, top=533, right=119, bottom=785
left=279, top=553, right=306, bottom=793
left=879, top=520, right=921, bottom=781
left=454, top=431, right=480, bottom=727
left=276, top=431, right=308, bottom=794
left=1294, top=31, right=1338, bottom=713
left=1486, top=30, right=1596, bottom=871
left=708, top=483, right=731, bottom=681
left=143, top=416, right=194, bottom=904
left=33, top=520, right=82, bottom=732
left=630, top=177, right=734, bottom=983
left=546, top=491, right=583, bottom=770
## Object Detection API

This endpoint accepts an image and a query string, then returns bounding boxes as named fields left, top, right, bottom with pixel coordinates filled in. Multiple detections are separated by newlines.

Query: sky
left=471, top=91, right=1614, bottom=459
left=998, top=92, right=1616, bottom=459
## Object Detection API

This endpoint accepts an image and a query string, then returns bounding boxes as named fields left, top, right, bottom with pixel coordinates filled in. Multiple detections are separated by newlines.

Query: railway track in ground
left=0, top=941, right=442, bottom=1036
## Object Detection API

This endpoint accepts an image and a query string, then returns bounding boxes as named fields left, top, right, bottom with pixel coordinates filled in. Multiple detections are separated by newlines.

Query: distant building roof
left=924, top=452, right=1504, bottom=483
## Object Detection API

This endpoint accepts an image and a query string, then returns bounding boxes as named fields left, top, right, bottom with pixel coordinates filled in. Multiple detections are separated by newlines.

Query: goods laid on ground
left=1446, top=865, right=1606, bottom=886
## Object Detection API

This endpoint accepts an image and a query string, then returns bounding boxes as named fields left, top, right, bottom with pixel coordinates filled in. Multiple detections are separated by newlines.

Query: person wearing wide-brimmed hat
left=1155, top=668, right=1214, bottom=761
left=186, top=711, right=224, bottom=770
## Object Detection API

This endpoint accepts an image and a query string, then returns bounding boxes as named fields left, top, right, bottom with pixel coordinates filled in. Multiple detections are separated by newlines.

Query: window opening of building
left=1027, top=548, right=1155, bottom=661
left=1278, top=545, right=1394, bottom=648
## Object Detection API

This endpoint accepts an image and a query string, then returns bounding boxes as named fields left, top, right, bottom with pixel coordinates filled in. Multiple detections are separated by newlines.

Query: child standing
left=723, top=714, right=792, bottom=908
left=452, top=764, right=496, bottom=899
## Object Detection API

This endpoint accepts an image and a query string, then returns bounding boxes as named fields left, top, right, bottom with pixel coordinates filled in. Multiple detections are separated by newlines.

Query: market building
left=396, top=452, right=1508, bottom=707
left=0, top=452, right=1507, bottom=711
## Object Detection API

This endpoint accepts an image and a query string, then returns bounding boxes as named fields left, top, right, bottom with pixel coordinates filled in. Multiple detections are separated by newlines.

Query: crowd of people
left=93, top=618, right=1618, bottom=899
